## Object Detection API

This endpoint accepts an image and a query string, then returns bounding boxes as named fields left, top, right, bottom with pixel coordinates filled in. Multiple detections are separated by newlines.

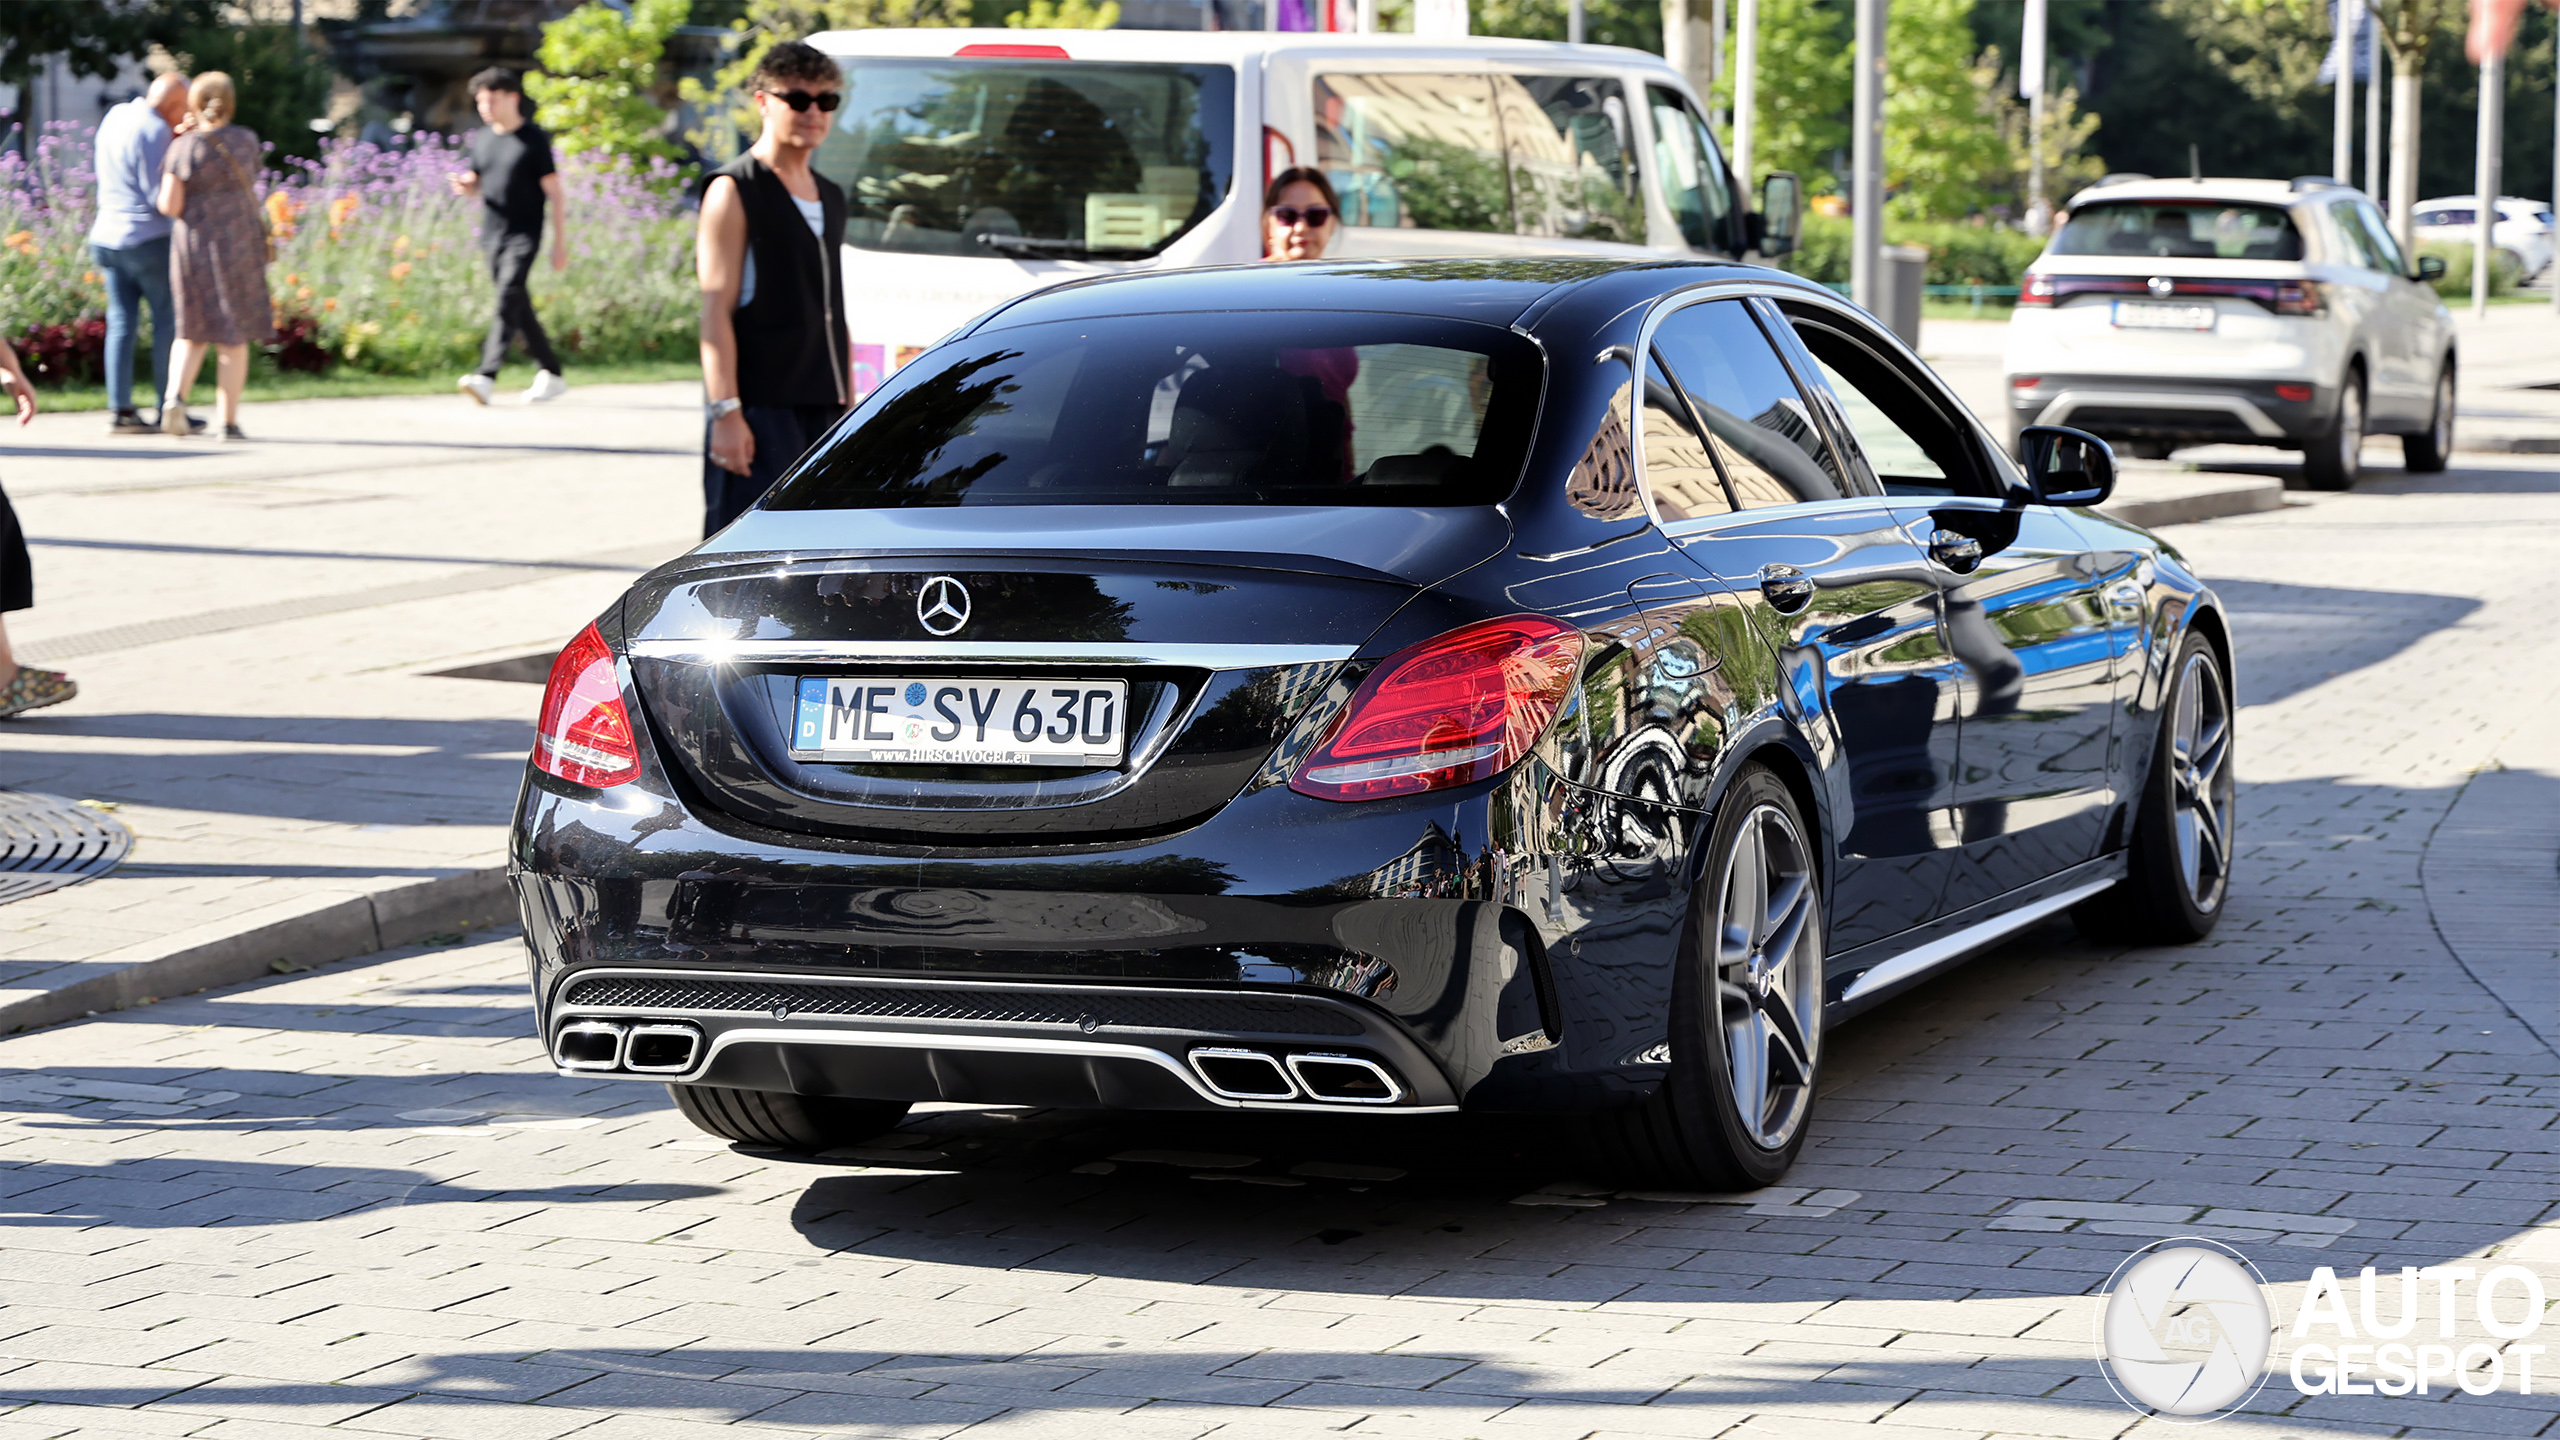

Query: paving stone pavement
left=0, top=445, right=2556, bottom=1439
left=0, top=384, right=700, bottom=1018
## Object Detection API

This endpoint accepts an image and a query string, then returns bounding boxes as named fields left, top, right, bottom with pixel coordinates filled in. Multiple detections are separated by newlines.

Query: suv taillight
left=534, top=622, right=640, bottom=787
left=2019, top=274, right=2056, bottom=307
left=1290, top=616, right=1584, bottom=802
left=2273, top=280, right=2325, bottom=316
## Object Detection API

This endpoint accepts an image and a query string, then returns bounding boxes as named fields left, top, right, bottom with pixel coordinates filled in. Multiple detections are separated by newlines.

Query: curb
left=0, top=866, right=516, bottom=1035
left=2098, top=480, right=2287, bottom=530
left=2459, top=436, right=2560, bottom=454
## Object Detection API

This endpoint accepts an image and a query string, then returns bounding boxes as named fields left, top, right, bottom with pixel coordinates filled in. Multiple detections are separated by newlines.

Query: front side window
left=2349, top=201, right=2406, bottom=274
left=767, top=312, right=1540, bottom=510
left=1646, top=86, right=1734, bottom=255
left=1315, top=73, right=1508, bottom=233
left=1650, top=299, right=1844, bottom=508
left=2051, top=201, right=2305, bottom=262
left=818, top=59, right=1235, bottom=259
left=1786, top=316, right=1986, bottom=499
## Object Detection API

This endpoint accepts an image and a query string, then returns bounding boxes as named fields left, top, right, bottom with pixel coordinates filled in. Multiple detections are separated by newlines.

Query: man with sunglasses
left=453, top=68, right=568, bottom=406
left=698, top=41, right=852, bottom=536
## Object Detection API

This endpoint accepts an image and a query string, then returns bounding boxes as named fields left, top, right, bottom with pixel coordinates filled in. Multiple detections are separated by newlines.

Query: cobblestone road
left=1, top=455, right=2556, bottom=1440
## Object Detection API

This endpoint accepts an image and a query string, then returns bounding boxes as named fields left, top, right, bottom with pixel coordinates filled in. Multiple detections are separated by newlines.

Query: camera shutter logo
left=2096, top=1240, right=2274, bottom=1420
left=916, top=576, right=972, bottom=637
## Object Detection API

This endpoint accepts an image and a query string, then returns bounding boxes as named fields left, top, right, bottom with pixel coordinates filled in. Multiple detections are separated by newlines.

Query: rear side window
left=2052, top=201, right=2305, bottom=261
left=1649, top=299, right=1846, bottom=508
left=766, top=311, right=1541, bottom=510
left=1640, top=354, right=1734, bottom=520
left=1313, top=72, right=1643, bottom=242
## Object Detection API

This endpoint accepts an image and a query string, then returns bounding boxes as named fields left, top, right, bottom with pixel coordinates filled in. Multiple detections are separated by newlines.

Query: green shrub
left=2418, top=240, right=2521, bottom=299
left=1782, top=213, right=2045, bottom=289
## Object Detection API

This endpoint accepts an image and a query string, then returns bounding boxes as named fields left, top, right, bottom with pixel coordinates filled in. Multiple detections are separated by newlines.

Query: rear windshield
left=2051, top=201, right=2305, bottom=261
left=764, top=311, right=1543, bottom=510
left=816, top=58, right=1235, bottom=260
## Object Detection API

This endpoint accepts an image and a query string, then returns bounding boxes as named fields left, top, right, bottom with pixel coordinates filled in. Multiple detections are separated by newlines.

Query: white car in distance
left=2410, top=195, right=2554, bottom=281
left=2003, top=175, right=2455, bottom=489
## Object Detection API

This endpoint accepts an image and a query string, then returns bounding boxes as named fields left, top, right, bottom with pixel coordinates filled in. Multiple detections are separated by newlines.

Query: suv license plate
left=2111, top=300, right=2217, bottom=331
left=791, top=677, right=1127, bottom=766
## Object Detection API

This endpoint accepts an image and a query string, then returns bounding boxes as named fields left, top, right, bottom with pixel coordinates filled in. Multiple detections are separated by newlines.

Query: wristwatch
left=706, top=397, right=743, bottom=421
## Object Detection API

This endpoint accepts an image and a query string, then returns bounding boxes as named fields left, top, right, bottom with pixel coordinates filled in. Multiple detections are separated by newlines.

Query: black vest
left=715, top=152, right=849, bottom=408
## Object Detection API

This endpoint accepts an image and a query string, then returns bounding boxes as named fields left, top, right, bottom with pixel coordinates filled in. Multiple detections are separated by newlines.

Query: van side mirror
left=2018, top=424, right=2116, bottom=507
left=1754, top=171, right=1802, bottom=259
left=2416, top=253, right=2448, bottom=281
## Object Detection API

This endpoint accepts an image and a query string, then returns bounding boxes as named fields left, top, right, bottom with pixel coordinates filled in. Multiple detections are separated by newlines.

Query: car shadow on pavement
left=2213, top=579, right=2480, bottom=706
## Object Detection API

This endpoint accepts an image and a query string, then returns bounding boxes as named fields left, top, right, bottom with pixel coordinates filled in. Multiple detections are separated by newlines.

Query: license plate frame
left=2110, top=300, right=2218, bottom=332
left=789, top=676, right=1129, bottom=767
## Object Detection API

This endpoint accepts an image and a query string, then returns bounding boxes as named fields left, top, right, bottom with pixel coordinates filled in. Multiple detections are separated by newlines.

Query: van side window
left=1644, top=88, right=1735, bottom=256
left=1784, top=315, right=1990, bottom=499
left=1649, top=299, right=1845, bottom=507
left=1503, top=76, right=1644, bottom=245
left=1315, top=74, right=1508, bottom=233
left=1639, top=353, right=1735, bottom=520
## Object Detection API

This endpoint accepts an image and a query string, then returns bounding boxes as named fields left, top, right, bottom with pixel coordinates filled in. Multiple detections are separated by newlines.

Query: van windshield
left=763, top=311, right=1543, bottom=510
left=2051, top=202, right=2304, bottom=261
left=815, top=58, right=1235, bottom=260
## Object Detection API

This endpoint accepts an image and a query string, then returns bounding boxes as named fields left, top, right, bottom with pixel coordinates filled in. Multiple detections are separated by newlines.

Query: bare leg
left=0, top=614, right=14, bottom=675
left=215, top=343, right=248, bottom=430
left=168, top=338, right=209, bottom=408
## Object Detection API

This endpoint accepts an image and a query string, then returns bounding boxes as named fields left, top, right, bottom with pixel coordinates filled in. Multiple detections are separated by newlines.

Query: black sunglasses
left=760, top=88, right=842, bottom=113
left=1270, top=204, right=1334, bottom=228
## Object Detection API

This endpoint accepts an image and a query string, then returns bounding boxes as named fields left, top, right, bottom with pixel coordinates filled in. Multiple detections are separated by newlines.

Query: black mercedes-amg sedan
left=511, top=257, right=2234, bottom=1188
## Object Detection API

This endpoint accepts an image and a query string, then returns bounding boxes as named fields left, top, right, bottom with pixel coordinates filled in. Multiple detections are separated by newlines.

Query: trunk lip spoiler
left=626, top=640, right=1358, bottom=670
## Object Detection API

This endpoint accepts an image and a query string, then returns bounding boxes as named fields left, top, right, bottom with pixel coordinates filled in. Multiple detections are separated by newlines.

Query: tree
left=1719, top=0, right=1853, bottom=193
left=2369, top=0, right=2465, bottom=253
left=526, top=0, right=692, bottom=170
left=1974, top=44, right=2102, bottom=215
left=0, top=0, right=215, bottom=95
left=1474, top=0, right=1663, bottom=51
left=680, top=0, right=972, bottom=153
left=1007, top=0, right=1121, bottom=23
left=167, top=21, right=337, bottom=169
left=1884, top=0, right=2009, bottom=217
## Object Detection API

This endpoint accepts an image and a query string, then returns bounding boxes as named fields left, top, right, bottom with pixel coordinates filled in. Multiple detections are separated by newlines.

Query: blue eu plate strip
left=794, top=677, right=827, bottom=749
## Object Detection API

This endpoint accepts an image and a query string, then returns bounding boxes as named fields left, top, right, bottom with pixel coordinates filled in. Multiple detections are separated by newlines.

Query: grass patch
left=29, top=357, right=701, bottom=414
left=1922, top=298, right=2017, bottom=321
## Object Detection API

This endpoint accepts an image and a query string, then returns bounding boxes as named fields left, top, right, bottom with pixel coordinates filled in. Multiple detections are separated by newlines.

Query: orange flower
left=1, top=231, right=33, bottom=256
left=392, top=233, right=411, bottom=256
left=322, top=297, right=338, bottom=312
left=296, top=286, right=314, bottom=302
left=328, top=195, right=360, bottom=238
left=82, top=271, right=100, bottom=285
left=389, top=261, right=412, bottom=281
left=265, top=191, right=301, bottom=239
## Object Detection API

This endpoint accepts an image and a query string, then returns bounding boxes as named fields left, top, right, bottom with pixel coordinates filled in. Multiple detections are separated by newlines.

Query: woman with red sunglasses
left=1262, top=166, right=1341, bottom=262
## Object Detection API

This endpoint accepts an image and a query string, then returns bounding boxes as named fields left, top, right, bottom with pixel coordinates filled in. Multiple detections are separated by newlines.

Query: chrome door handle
left=1758, top=563, right=1814, bottom=613
left=1927, top=531, right=1984, bottom=574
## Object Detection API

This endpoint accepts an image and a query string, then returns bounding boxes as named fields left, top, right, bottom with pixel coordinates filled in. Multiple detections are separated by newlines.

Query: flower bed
left=3, top=123, right=698, bottom=382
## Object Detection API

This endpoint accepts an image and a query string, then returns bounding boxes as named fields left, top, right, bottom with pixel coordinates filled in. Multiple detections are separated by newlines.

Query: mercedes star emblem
left=916, top=575, right=972, bottom=636
left=2147, top=276, right=2175, bottom=298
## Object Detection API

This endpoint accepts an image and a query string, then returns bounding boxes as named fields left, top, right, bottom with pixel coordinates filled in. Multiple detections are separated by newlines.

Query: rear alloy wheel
left=2402, top=363, right=2455, bottom=473
left=1597, top=765, right=1823, bottom=1189
left=2300, top=370, right=2364, bottom=490
left=2073, top=632, right=2235, bottom=945
left=668, top=1084, right=911, bottom=1151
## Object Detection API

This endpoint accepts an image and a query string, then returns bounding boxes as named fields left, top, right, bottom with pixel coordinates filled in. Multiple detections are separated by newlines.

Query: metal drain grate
left=0, top=792, right=133, bottom=905
left=560, top=976, right=1366, bottom=1037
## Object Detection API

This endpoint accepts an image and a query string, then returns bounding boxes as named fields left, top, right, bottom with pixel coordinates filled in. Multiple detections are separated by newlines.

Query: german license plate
left=790, top=677, right=1127, bottom=766
left=2110, top=300, right=2216, bottom=331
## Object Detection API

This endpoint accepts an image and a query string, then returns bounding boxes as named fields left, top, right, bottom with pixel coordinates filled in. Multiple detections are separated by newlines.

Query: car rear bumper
left=2008, top=375, right=2332, bottom=445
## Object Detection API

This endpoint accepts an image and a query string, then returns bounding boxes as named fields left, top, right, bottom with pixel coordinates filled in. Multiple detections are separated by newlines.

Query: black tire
left=2072, top=631, right=2235, bottom=946
left=668, top=1084, right=911, bottom=1151
left=1594, top=764, right=1823, bottom=1189
left=2300, top=368, right=2364, bottom=490
left=2402, top=362, right=2454, bottom=473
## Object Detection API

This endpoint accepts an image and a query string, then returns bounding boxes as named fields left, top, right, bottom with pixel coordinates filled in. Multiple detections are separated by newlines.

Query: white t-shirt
left=737, top=192, right=826, bottom=309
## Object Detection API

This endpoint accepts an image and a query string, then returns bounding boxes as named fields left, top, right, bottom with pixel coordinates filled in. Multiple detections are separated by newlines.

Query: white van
left=805, top=27, right=1798, bottom=398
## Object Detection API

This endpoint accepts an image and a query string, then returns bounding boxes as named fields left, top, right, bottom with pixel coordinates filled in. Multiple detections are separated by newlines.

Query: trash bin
left=1876, top=244, right=1928, bottom=348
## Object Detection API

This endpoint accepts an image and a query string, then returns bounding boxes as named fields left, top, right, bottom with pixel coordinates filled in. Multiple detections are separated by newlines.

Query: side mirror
left=2018, top=424, right=2116, bottom=507
left=1755, top=171, right=1803, bottom=260
left=2416, top=254, right=2448, bottom=281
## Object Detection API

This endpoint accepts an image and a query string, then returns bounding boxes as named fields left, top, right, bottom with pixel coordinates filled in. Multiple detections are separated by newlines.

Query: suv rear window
left=816, top=58, right=1234, bottom=260
left=2051, top=201, right=2305, bottom=261
left=766, top=311, right=1543, bottom=510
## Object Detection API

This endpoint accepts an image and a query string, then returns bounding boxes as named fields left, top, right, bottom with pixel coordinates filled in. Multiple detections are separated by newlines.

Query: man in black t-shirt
left=451, top=69, right=569, bottom=405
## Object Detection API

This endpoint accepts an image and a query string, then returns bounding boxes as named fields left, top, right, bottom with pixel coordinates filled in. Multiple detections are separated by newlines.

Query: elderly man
left=90, top=73, right=197, bottom=435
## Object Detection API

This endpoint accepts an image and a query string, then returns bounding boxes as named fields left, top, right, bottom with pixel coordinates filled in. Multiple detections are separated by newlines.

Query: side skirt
left=1823, top=853, right=2128, bottom=1022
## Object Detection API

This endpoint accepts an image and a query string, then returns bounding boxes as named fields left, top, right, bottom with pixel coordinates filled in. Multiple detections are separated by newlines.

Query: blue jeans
left=91, top=238, right=175, bottom=413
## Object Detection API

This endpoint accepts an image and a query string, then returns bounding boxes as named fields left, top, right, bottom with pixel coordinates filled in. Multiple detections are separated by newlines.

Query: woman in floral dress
left=154, top=72, right=272, bottom=441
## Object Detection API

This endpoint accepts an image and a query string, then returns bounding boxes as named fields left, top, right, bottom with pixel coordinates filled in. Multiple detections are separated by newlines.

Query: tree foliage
left=680, top=0, right=974, bottom=152
left=167, top=20, right=337, bottom=170
left=1883, top=0, right=2010, bottom=217
left=0, top=0, right=216, bottom=92
left=526, top=0, right=692, bottom=170
left=1473, top=0, right=1662, bottom=52
left=1006, top=0, right=1122, bottom=25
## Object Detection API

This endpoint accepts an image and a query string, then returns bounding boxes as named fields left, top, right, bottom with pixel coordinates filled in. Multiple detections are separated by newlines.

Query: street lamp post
left=2332, top=0, right=2358, bottom=183
left=2021, top=0, right=2047, bottom=235
left=2364, top=13, right=2383, bottom=197
left=2474, top=47, right=2503, bottom=317
left=1734, top=0, right=1760, bottom=216
left=1850, top=0, right=1886, bottom=313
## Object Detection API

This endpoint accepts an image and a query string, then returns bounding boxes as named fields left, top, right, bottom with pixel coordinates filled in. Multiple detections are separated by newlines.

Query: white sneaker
left=525, top=370, right=568, bottom=404
left=457, top=374, right=494, bottom=406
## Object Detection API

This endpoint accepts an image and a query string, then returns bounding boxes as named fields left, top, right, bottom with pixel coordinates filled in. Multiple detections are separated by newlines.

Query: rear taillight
left=1290, top=616, right=1584, bottom=802
left=534, top=622, right=639, bottom=788
left=2274, top=383, right=2315, bottom=402
left=2019, top=274, right=2055, bottom=307
left=2273, top=280, right=2325, bottom=316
